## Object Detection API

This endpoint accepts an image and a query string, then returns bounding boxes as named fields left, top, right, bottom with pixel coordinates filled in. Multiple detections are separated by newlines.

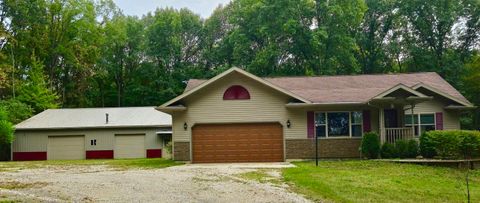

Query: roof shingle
left=184, top=72, right=470, bottom=105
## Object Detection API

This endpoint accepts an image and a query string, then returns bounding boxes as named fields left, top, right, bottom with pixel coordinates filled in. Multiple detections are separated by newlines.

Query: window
left=351, top=111, right=363, bottom=137
left=223, top=85, right=250, bottom=100
left=315, top=113, right=326, bottom=137
left=405, top=113, right=435, bottom=136
left=315, top=111, right=363, bottom=138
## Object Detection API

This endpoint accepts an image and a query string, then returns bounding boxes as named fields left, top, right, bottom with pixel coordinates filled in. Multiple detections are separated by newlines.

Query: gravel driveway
left=0, top=163, right=311, bottom=202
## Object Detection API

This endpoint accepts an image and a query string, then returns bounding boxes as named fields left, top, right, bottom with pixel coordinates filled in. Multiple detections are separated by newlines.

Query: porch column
left=379, top=108, right=385, bottom=144
left=410, top=103, right=415, bottom=138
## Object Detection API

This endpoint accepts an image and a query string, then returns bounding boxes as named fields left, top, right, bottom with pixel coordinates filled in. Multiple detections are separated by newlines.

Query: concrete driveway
left=0, top=162, right=311, bottom=202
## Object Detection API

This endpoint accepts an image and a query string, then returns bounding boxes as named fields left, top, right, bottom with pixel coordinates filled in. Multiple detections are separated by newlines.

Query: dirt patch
left=0, top=163, right=310, bottom=202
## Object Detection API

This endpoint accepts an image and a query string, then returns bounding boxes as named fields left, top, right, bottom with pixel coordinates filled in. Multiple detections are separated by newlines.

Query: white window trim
left=405, top=112, right=436, bottom=136
left=314, top=111, right=363, bottom=139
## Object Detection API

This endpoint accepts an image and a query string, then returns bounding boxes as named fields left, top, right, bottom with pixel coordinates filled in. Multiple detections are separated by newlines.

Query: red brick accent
left=146, top=149, right=162, bottom=158
left=286, top=139, right=361, bottom=159
left=86, top=150, right=113, bottom=159
left=13, top=152, right=47, bottom=161
left=174, top=142, right=190, bottom=161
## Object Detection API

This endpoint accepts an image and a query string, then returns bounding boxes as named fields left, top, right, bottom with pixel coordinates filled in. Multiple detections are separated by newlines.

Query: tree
left=97, top=15, right=144, bottom=107
left=0, top=107, right=14, bottom=161
left=463, top=53, right=480, bottom=129
left=313, top=0, right=367, bottom=75
left=0, top=99, right=34, bottom=124
left=16, top=56, right=59, bottom=113
left=356, top=0, right=398, bottom=73
left=399, top=0, right=465, bottom=81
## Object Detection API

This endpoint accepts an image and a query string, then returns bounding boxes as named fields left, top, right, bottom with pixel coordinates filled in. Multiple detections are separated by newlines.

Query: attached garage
left=47, top=136, right=85, bottom=160
left=114, top=134, right=146, bottom=159
left=192, top=123, right=284, bottom=163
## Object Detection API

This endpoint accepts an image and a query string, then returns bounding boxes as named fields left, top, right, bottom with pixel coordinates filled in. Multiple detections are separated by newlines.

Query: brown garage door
left=192, top=123, right=284, bottom=163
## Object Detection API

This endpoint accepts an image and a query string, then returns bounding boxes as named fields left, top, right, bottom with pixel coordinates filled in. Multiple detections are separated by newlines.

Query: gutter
left=285, top=102, right=366, bottom=108
left=14, top=125, right=172, bottom=131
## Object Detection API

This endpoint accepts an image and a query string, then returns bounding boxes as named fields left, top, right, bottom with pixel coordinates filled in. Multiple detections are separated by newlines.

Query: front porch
left=371, top=84, right=433, bottom=144
left=384, top=127, right=414, bottom=144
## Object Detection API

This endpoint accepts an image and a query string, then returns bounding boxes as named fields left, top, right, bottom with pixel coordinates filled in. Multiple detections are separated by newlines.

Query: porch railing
left=385, top=128, right=414, bottom=144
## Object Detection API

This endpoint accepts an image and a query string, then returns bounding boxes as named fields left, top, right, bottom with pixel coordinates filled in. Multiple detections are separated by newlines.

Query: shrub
left=361, top=132, right=380, bottom=159
left=165, top=141, right=173, bottom=155
left=420, top=130, right=480, bottom=159
left=420, top=132, right=437, bottom=158
left=380, top=143, right=397, bottom=158
left=395, top=140, right=409, bottom=158
left=459, top=133, right=480, bottom=159
left=405, top=140, right=419, bottom=158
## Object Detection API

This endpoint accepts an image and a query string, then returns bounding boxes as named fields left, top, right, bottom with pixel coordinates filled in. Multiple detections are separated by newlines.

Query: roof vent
left=105, top=113, right=109, bottom=124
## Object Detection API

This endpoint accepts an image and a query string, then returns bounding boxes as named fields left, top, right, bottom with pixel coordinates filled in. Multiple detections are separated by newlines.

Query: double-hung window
left=315, top=111, right=363, bottom=138
left=404, top=113, right=435, bottom=136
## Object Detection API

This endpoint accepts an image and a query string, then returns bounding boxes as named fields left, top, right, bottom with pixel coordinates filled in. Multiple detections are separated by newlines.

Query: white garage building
left=12, top=107, right=172, bottom=161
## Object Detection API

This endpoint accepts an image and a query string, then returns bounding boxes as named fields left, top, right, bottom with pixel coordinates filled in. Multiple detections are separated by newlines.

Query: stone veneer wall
left=286, top=139, right=361, bottom=159
left=173, top=142, right=190, bottom=161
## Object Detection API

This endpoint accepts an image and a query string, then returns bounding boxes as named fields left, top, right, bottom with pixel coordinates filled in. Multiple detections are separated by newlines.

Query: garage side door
left=115, top=134, right=145, bottom=159
left=48, top=136, right=85, bottom=160
left=192, top=123, right=284, bottom=163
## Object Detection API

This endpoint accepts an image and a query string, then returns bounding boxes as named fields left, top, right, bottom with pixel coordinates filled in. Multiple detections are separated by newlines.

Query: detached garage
left=12, top=107, right=172, bottom=161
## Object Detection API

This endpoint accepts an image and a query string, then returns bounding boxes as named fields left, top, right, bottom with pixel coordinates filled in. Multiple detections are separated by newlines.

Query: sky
left=113, top=0, right=231, bottom=19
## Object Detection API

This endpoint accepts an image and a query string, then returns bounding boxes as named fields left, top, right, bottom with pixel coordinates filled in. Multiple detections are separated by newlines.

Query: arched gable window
left=223, top=85, right=251, bottom=100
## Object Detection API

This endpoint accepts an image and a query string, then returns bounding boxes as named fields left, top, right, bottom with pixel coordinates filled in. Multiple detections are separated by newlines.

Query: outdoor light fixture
left=184, top=122, right=188, bottom=130
left=286, top=120, right=291, bottom=128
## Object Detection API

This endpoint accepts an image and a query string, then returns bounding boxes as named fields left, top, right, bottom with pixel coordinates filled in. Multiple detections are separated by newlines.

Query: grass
left=237, top=169, right=283, bottom=185
left=0, top=181, right=47, bottom=190
left=0, top=158, right=182, bottom=171
left=283, top=161, right=480, bottom=203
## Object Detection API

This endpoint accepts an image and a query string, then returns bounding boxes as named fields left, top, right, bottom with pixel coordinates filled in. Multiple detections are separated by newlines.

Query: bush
left=380, top=140, right=418, bottom=159
left=380, top=143, right=397, bottom=158
left=420, top=132, right=437, bottom=158
left=405, top=140, right=419, bottom=158
left=361, top=132, right=380, bottom=159
left=420, top=130, right=480, bottom=159
left=0, top=120, right=14, bottom=145
left=395, top=140, right=409, bottom=158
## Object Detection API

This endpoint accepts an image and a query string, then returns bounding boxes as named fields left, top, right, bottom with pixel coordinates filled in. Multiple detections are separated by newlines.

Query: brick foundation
left=286, top=139, right=361, bottom=159
left=173, top=142, right=190, bottom=161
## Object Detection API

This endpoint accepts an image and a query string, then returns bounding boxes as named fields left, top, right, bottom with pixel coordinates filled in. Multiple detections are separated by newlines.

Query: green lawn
left=283, top=161, right=480, bottom=203
left=0, top=158, right=182, bottom=171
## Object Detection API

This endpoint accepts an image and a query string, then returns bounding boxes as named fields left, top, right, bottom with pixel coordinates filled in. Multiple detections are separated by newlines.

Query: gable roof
left=15, top=107, right=172, bottom=130
left=184, top=71, right=472, bottom=106
left=160, top=67, right=311, bottom=108
left=372, top=83, right=428, bottom=99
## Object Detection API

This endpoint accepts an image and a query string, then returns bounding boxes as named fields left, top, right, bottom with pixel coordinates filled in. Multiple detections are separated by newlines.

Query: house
left=157, top=67, right=475, bottom=163
left=12, top=107, right=172, bottom=161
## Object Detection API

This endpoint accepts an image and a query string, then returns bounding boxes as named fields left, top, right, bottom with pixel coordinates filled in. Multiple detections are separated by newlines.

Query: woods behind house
left=0, top=0, right=479, bottom=130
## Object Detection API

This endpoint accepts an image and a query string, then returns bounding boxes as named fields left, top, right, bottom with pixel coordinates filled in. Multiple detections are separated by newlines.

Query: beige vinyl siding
left=173, top=72, right=291, bottom=141
left=13, top=128, right=164, bottom=153
left=171, top=71, right=381, bottom=142
left=406, top=99, right=460, bottom=130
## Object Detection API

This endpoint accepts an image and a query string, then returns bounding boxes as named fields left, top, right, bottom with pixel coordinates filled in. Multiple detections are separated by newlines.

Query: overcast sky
left=113, top=0, right=231, bottom=18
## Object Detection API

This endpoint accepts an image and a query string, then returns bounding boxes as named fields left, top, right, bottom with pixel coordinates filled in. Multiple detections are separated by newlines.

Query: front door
left=384, top=109, right=398, bottom=128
